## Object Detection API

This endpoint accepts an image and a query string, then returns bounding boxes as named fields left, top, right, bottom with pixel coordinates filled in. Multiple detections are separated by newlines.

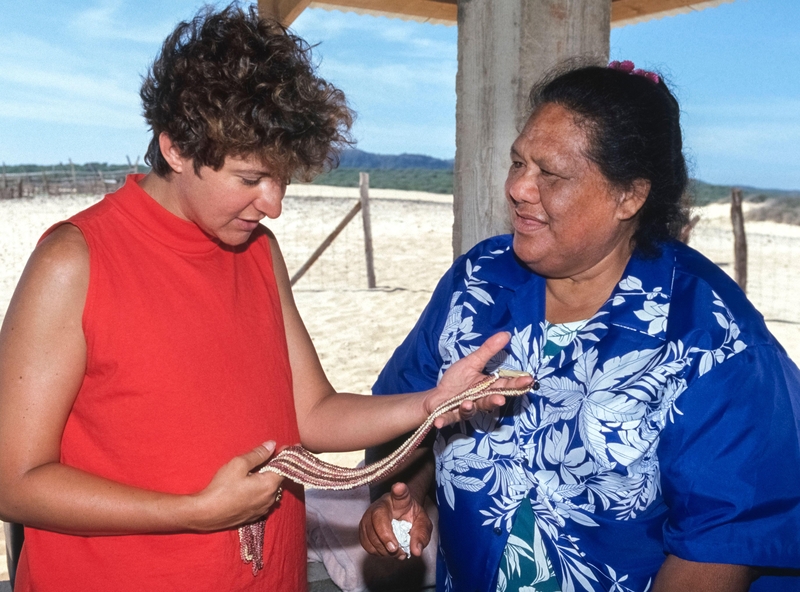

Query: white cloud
left=0, top=64, right=137, bottom=109
left=683, top=98, right=800, bottom=163
left=354, top=120, right=454, bottom=158
left=292, top=8, right=377, bottom=39
left=68, top=0, right=175, bottom=44
left=0, top=97, right=144, bottom=130
left=0, top=30, right=142, bottom=130
left=294, top=7, right=456, bottom=60
left=686, top=98, right=800, bottom=119
left=689, top=122, right=800, bottom=159
left=321, top=57, right=455, bottom=94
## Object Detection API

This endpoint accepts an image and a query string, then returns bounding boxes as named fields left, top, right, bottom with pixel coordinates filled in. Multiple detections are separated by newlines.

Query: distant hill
left=310, top=167, right=454, bottom=194
left=337, top=149, right=453, bottom=170
left=689, top=179, right=800, bottom=207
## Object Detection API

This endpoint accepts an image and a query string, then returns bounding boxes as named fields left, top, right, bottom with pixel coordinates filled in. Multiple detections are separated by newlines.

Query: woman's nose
left=506, top=171, right=540, bottom=205
left=254, top=181, right=286, bottom=219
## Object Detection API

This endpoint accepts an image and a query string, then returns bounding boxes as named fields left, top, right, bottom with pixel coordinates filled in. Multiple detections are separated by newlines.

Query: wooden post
left=679, top=214, right=701, bottom=244
left=453, top=0, right=610, bottom=257
left=127, top=155, right=139, bottom=175
left=2, top=162, right=7, bottom=190
left=290, top=201, right=362, bottom=286
left=730, top=188, right=747, bottom=293
left=359, top=172, right=377, bottom=289
left=18, top=175, right=24, bottom=198
left=42, top=171, right=50, bottom=195
left=68, top=159, right=77, bottom=191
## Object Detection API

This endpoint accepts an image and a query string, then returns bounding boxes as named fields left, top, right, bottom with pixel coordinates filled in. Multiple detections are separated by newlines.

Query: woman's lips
left=512, top=210, right=547, bottom=233
left=235, top=218, right=260, bottom=231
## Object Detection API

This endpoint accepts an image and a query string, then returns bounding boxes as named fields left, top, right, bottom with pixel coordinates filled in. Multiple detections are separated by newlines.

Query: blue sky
left=0, top=0, right=798, bottom=189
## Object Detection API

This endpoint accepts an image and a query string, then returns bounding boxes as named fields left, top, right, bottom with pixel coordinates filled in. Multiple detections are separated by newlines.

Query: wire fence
left=268, top=192, right=455, bottom=294
left=689, top=225, right=800, bottom=324
left=1, top=187, right=798, bottom=325
left=0, top=165, right=134, bottom=199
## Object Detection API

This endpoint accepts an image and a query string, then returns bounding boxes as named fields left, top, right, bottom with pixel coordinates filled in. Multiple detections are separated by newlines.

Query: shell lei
left=239, top=372, right=532, bottom=574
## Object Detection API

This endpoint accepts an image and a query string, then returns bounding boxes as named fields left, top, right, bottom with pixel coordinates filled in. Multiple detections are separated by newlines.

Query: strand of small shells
left=239, top=371, right=531, bottom=573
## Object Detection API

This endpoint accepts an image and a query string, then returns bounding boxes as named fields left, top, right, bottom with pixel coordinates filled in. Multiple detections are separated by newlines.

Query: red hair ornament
left=608, top=60, right=661, bottom=85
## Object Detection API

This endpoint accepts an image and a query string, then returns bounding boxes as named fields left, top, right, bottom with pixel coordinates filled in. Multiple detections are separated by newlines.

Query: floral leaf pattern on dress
left=432, top=243, right=751, bottom=592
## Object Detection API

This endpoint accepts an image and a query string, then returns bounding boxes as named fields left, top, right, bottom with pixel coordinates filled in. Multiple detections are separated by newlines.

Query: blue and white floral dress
left=373, top=235, right=800, bottom=592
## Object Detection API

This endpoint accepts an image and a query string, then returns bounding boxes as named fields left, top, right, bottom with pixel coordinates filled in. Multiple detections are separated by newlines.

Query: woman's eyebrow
left=231, top=167, right=272, bottom=175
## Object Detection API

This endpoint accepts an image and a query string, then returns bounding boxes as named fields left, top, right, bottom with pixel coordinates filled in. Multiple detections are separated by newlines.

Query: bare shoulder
left=262, top=228, right=290, bottom=286
left=33, top=223, right=89, bottom=273
left=23, top=224, right=89, bottom=287
left=261, top=226, right=283, bottom=260
left=260, top=225, right=277, bottom=242
left=3, top=224, right=89, bottom=329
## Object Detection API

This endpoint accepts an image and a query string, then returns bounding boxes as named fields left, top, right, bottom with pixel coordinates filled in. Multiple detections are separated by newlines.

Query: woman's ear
left=157, top=133, right=188, bottom=174
left=616, top=178, right=650, bottom=221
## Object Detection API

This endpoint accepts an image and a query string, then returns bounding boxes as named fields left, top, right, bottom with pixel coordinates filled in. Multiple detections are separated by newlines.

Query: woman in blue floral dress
left=359, top=62, right=800, bottom=592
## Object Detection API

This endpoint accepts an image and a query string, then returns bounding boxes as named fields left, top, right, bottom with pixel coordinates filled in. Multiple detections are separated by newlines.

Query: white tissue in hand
left=391, top=519, right=412, bottom=556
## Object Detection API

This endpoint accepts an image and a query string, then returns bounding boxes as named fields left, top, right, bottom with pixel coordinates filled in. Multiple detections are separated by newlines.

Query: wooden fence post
left=731, top=188, right=747, bottom=293
left=679, top=214, right=701, bottom=244
left=68, top=159, right=77, bottom=191
left=127, top=155, right=139, bottom=175
left=290, top=201, right=362, bottom=286
left=359, top=172, right=376, bottom=289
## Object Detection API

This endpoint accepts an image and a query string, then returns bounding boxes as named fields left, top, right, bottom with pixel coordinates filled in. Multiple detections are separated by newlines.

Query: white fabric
left=306, top=485, right=438, bottom=592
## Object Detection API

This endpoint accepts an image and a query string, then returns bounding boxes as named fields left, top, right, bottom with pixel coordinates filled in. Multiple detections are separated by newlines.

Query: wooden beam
left=301, top=0, right=732, bottom=26
left=308, top=0, right=456, bottom=24
left=612, top=0, right=735, bottom=26
left=257, top=0, right=312, bottom=26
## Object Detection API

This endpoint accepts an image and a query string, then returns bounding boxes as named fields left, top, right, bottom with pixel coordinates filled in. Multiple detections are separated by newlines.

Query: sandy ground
left=1, top=187, right=799, bottom=579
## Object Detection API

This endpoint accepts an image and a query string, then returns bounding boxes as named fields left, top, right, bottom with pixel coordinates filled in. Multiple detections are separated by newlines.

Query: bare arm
left=268, top=235, right=529, bottom=452
left=0, top=225, right=283, bottom=535
left=652, top=555, right=757, bottom=592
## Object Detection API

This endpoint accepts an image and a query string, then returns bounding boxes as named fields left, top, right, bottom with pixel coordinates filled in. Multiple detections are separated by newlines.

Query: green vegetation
left=745, top=198, right=800, bottom=225
left=687, top=180, right=734, bottom=207
left=688, top=179, right=799, bottom=207
left=2, top=163, right=149, bottom=174
left=308, top=168, right=454, bottom=194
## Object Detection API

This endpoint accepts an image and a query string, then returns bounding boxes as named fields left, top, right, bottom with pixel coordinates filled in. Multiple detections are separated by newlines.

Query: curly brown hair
left=141, top=3, right=354, bottom=181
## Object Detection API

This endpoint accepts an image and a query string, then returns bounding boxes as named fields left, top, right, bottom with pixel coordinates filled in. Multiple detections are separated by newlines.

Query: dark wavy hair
left=529, top=63, right=689, bottom=256
left=141, top=3, right=353, bottom=181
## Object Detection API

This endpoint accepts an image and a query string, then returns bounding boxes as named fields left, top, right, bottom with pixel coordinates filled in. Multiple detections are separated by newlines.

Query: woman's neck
left=544, top=243, right=633, bottom=324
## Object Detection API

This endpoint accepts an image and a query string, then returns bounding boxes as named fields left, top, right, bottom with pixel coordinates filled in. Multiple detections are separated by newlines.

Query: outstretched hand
left=423, top=332, right=532, bottom=429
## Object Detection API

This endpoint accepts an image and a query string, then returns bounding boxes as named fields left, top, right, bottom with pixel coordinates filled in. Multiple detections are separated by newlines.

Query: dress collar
left=105, top=174, right=221, bottom=255
left=479, top=235, right=676, bottom=343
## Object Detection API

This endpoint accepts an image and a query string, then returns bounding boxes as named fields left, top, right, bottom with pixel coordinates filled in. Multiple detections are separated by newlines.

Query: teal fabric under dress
left=497, top=320, right=588, bottom=592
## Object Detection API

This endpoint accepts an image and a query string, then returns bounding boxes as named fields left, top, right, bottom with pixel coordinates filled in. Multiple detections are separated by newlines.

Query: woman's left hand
left=423, top=332, right=532, bottom=429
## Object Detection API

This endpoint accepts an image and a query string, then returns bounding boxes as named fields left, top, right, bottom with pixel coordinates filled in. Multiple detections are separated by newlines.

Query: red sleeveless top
left=15, top=175, right=305, bottom=591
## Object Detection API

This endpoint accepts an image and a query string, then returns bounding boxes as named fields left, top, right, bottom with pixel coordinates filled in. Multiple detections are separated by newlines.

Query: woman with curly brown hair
left=0, top=5, right=528, bottom=591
